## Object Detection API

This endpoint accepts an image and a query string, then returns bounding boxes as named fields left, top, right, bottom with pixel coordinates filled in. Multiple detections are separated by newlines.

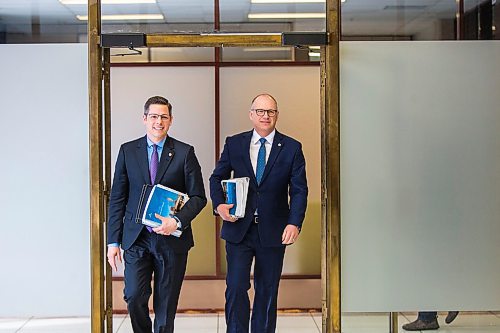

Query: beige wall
left=110, top=65, right=322, bottom=276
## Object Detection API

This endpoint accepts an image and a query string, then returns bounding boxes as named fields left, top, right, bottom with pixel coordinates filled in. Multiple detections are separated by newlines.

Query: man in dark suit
left=107, top=96, right=207, bottom=333
left=209, top=93, right=308, bottom=333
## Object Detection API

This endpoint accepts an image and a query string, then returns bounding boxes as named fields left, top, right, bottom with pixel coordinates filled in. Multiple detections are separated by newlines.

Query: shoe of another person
left=402, top=318, right=439, bottom=331
left=445, top=311, right=459, bottom=324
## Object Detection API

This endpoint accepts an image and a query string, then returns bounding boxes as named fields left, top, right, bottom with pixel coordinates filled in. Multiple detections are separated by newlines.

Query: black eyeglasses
left=147, top=113, right=170, bottom=121
left=252, top=109, right=278, bottom=117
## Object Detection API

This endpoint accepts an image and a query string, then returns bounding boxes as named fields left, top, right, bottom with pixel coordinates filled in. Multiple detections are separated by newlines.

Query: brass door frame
left=88, top=1, right=341, bottom=332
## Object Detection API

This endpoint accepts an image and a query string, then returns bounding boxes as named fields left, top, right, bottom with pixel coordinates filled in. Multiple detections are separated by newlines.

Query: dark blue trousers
left=123, top=229, right=188, bottom=333
left=225, top=223, right=286, bottom=333
left=418, top=312, right=437, bottom=322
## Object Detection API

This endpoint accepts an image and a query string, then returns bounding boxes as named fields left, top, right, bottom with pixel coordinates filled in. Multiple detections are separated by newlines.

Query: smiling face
left=249, top=94, right=279, bottom=137
left=143, top=104, right=172, bottom=143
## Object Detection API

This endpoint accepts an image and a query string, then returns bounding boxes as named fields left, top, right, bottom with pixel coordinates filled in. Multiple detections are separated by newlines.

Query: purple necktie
left=147, top=144, right=159, bottom=232
left=150, top=144, right=158, bottom=184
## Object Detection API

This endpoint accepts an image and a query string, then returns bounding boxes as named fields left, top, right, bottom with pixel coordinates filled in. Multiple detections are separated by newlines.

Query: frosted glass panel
left=110, top=66, right=216, bottom=276
left=341, top=41, right=500, bottom=311
left=0, top=44, right=89, bottom=316
left=220, top=67, right=321, bottom=275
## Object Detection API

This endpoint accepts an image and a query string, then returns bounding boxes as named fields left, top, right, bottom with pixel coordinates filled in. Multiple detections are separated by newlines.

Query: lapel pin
left=168, top=152, right=172, bottom=157
left=278, top=143, right=282, bottom=147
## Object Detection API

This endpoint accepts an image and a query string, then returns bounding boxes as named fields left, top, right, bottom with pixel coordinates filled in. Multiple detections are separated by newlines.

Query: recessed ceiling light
left=250, top=0, right=347, bottom=2
left=248, top=13, right=326, bottom=19
left=76, top=14, right=164, bottom=21
left=61, top=0, right=156, bottom=4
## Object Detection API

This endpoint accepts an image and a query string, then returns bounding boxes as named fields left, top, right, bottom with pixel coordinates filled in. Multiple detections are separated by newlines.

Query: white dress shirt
left=250, top=129, right=275, bottom=175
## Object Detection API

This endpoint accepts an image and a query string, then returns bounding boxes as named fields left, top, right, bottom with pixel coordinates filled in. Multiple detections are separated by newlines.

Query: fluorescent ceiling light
left=309, top=46, right=320, bottom=49
left=308, top=52, right=320, bottom=57
left=248, top=13, right=325, bottom=19
left=251, top=0, right=325, bottom=3
left=61, top=0, right=156, bottom=4
left=77, top=14, right=163, bottom=21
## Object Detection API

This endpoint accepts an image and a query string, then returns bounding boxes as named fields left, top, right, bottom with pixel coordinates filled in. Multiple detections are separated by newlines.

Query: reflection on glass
left=0, top=0, right=496, bottom=43
left=220, top=0, right=325, bottom=32
left=341, top=0, right=498, bottom=41
left=222, top=46, right=293, bottom=61
left=109, top=47, right=214, bottom=63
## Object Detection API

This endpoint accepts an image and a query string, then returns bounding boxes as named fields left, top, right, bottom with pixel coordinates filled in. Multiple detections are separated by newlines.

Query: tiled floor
left=1, top=312, right=500, bottom=333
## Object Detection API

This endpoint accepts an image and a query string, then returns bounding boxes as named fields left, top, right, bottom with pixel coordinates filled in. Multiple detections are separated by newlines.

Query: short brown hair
left=144, top=96, right=172, bottom=116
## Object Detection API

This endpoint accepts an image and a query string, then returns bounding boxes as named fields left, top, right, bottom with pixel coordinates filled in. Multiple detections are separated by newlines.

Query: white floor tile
left=0, top=318, right=30, bottom=333
left=18, top=317, right=90, bottom=333
left=218, top=313, right=227, bottom=333
left=4, top=312, right=500, bottom=333
left=218, top=313, right=319, bottom=333
left=276, top=314, right=319, bottom=331
left=435, top=312, right=500, bottom=332
left=116, top=316, right=133, bottom=333
left=175, top=314, right=218, bottom=330
left=111, top=315, right=127, bottom=333
left=341, top=313, right=411, bottom=333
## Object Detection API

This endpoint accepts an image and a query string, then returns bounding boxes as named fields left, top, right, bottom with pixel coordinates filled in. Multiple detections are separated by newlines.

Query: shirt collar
left=146, top=136, right=166, bottom=149
left=252, top=129, right=275, bottom=145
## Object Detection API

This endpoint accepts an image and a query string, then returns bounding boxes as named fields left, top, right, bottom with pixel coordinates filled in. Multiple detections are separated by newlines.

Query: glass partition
left=341, top=0, right=498, bottom=41
left=220, top=0, right=325, bottom=32
left=1, top=0, right=497, bottom=44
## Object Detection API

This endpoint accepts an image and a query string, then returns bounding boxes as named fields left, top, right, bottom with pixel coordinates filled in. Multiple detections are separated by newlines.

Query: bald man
left=210, top=94, right=308, bottom=333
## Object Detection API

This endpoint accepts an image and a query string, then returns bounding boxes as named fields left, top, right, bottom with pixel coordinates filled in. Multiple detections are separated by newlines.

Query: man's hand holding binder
left=220, top=177, right=249, bottom=220
left=152, top=214, right=179, bottom=235
left=217, top=203, right=237, bottom=222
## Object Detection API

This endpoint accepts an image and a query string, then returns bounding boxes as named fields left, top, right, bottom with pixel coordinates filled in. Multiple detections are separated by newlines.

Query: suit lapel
left=242, top=131, right=257, bottom=184
left=136, top=136, right=151, bottom=185
left=260, top=131, right=284, bottom=185
left=155, top=136, right=175, bottom=184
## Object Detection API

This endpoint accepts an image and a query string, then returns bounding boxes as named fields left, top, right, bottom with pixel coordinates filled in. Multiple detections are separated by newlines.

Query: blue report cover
left=224, top=182, right=237, bottom=216
left=142, top=184, right=189, bottom=237
left=221, top=177, right=249, bottom=218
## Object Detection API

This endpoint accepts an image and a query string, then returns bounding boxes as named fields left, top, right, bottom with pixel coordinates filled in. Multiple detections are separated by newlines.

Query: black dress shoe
left=445, top=311, right=459, bottom=324
left=402, top=318, right=439, bottom=331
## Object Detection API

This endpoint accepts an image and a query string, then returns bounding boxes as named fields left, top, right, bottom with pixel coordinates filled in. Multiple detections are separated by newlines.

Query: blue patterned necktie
left=147, top=144, right=159, bottom=232
left=256, top=138, right=267, bottom=185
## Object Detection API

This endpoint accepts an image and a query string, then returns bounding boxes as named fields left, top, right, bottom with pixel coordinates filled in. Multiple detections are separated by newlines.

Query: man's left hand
left=282, top=224, right=300, bottom=245
left=152, top=214, right=178, bottom=235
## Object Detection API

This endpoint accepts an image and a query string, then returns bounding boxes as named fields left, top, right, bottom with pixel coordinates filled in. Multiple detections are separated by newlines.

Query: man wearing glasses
left=210, top=93, right=308, bottom=333
left=107, top=96, right=207, bottom=333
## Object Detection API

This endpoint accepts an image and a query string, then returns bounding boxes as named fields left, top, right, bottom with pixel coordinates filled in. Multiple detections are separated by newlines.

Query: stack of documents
left=221, top=177, right=250, bottom=218
left=142, top=184, right=189, bottom=237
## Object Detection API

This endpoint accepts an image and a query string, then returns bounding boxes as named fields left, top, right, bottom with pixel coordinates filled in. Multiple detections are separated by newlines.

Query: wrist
left=172, top=215, right=182, bottom=230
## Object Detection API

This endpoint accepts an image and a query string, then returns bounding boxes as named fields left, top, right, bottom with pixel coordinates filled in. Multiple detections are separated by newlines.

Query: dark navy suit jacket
left=107, top=135, right=207, bottom=253
left=210, top=130, right=308, bottom=247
